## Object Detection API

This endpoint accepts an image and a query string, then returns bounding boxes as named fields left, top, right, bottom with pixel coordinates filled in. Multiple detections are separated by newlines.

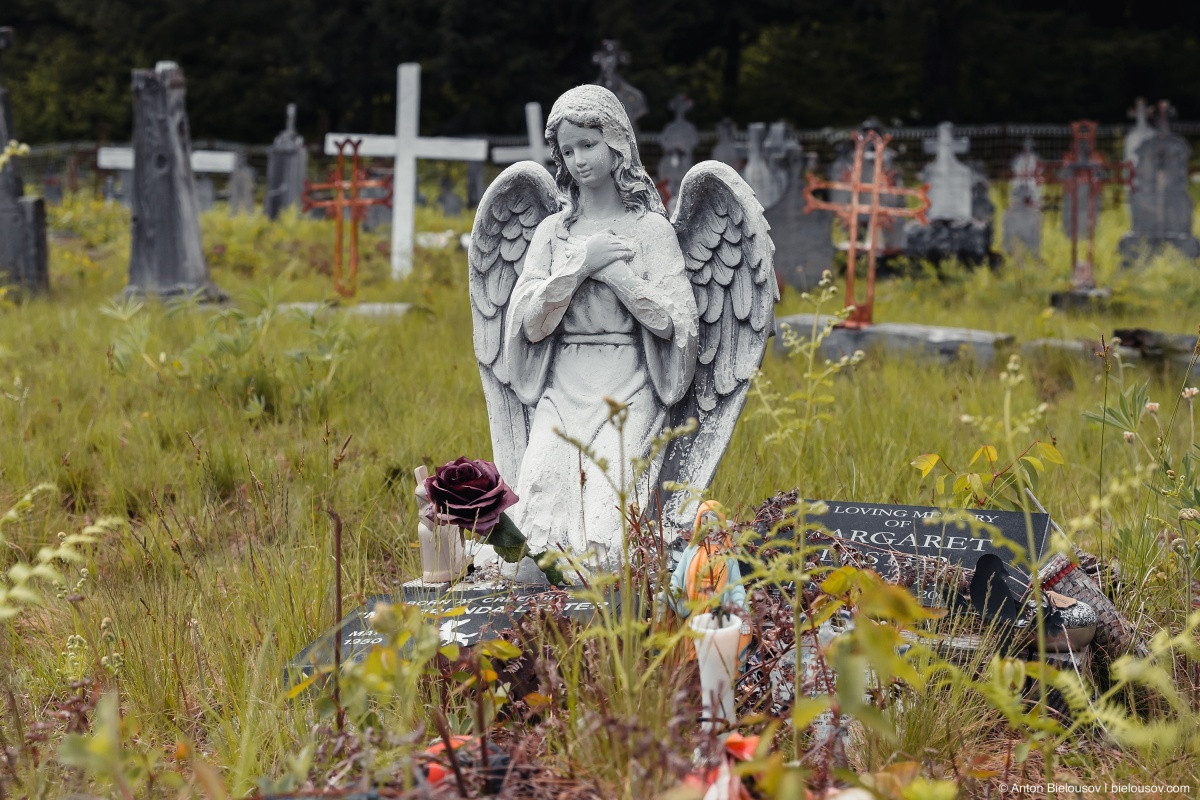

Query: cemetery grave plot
left=4, top=70, right=1200, bottom=797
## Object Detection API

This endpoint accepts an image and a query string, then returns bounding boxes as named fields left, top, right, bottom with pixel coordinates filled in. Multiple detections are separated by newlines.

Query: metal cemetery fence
left=19, top=120, right=1200, bottom=206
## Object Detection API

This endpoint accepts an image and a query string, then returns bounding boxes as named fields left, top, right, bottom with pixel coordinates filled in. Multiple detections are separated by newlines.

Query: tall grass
left=0, top=194, right=1197, bottom=796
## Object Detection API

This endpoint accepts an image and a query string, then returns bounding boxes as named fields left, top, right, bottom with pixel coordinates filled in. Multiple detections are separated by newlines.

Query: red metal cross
left=803, top=131, right=930, bottom=328
left=303, top=138, right=394, bottom=297
left=1036, top=121, right=1133, bottom=291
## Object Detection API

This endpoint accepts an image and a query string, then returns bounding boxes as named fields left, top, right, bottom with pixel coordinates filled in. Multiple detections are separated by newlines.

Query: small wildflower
left=1145, top=401, right=1159, bottom=414
left=960, top=414, right=975, bottom=425
left=1183, top=387, right=1199, bottom=400
left=1123, top=431, right=1135, bottom=444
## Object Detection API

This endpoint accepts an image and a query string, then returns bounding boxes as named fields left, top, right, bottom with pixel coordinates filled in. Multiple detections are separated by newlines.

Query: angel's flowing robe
left=504, top=210, right=699, bottom=564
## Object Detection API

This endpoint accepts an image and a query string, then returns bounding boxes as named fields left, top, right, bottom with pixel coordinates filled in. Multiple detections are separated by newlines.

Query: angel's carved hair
left=545, top=85, right=666, bottom=228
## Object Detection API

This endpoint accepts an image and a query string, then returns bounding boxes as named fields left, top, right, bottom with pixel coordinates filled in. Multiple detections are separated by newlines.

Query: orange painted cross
left=302, top=138, right=394, bottom=297
left=803, top=131, right=930, bottom=328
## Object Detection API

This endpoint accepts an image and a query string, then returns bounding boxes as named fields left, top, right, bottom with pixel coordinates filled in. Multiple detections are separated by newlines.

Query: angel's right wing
left=468, top=162, right=559, bottom=485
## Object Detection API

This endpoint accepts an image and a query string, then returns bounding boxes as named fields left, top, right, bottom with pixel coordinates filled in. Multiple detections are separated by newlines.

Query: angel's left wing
left=469, top=162, right=559, bottom=485
left=659, top=161, right=778, bottom=528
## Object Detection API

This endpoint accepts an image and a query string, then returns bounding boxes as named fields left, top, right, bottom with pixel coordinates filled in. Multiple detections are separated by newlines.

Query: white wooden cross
left=324, top=63, right=488, bottom=279
left=491, top=102, right=553, bottom=170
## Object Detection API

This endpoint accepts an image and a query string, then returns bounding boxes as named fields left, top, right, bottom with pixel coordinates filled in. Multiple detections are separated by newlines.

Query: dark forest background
left=4, top=0, right=1200, bottom=144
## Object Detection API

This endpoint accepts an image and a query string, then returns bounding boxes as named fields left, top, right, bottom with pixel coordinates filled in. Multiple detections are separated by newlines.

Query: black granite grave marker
left=754, top=499, right=1052, bottom=605
left=286, top=584, right=615, bottom=682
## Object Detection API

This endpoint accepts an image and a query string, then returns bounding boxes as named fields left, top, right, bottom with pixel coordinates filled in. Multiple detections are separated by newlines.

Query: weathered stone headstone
left=763, top=120, right=792, bottom=192
left=1118, top=101, right=1200, bottom=265
left=741, top=122, right=783, bottom=209
left=828, top=119, right=907, bottom=254
left=906, top=122, right=993, bottom=266
left=123, top=61, right=224, bottom=301
left=1124, top=97, right=1153, bottom=168
left=0, top=26, right=49, bottom=294
left=194, top=175, right=216, bottom=211
left=264, top=103, right=306, bottom=220
left=227, top=155, right=255, bottom=216
left=657, top=94, right=699, bottom=212
left=467, top=161, right=485, bottom=207
left=438, top=175, right=464, bottom=217
left=592, top=39, right=647, bottom=131
left=1003, top=152, right=1043, bottom=260
left=42, top=174, right=64, bottom=206
left=767, top=147, right=833, bottom=291
left=710, top=118, right=740, bottom=168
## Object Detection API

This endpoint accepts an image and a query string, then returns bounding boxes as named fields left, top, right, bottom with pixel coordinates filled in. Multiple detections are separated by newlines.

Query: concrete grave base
left=1049, top=286, right=1112, bottom=311
left=279, top=301, right=411, bottom=318
left=775, top=313, right=1013, bottom=365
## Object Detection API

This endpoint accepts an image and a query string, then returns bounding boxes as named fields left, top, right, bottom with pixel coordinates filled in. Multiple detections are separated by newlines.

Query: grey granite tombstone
left=124, top=61, right=224, bottom=301
left=0, top=27, right=48, bottom=294
left=227, top=157, right=255, bottom=215
left=767, top=147, right=833, bottom=291
left=710, top=118, right=740, bottom=168
left=592, top=39, right=647, bottom=131
left=742, top=122, right=783, bottom=210
left=657, top=94, right=699, bottom=212
left=1003, top=139, right=1042, bottom=258
left=829, top=119, right=907, bottom=253
left=764, top=120, right=792, bottom=193
left=264, top=103, right=306, bottom=220
left=1118, top=103, right=1200, bottom=265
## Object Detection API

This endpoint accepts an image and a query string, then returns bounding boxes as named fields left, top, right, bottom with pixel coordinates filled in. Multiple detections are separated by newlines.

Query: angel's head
left=546, top=84, right=665, bottom=227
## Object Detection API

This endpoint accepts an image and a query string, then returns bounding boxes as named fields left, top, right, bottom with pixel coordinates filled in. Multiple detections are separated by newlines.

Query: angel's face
left=557, top=121, right=614, bottom=190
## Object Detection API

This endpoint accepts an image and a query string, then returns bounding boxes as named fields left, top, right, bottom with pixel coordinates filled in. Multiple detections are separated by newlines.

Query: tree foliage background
left=4, top=0, right=1200, bottom=143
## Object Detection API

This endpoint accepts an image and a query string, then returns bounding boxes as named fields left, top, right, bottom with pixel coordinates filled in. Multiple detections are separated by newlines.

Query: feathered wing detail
left=468, top=162, right=559, bottom=485
left=660, top=161, right=778, bottom=527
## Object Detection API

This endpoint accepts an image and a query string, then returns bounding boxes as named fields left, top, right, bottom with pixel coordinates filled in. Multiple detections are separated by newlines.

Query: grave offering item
left=592, top=39, right=647, bottom=130
left=123, top=61, right=225, bottom=301
left=906, top=122, right=993, bottom=266
left=414, top=465, right=468, bottom=583
left=469, top=85, right=777, bottom=570
left=491, top=101, right=552, bottom=171
left=1118, top=100, right=1200, bottom=266
left=767, top=146, right=834, bottom=291
left=1124, top=97, right=1153, bottom=168
left=657, top=94, right=699, bottom=214
left=1003, top=138, right=1043, bottom=258
left=0, top=26, right=48, bottom=294
left=301, top=138, right=393, bottom=297
left=804, top=130, right=931, bottom=328
left=710, top=118, right=741, bottom=168
left=828, top=119, right=907, bottom=255
left=741, top=123, right=784, bottom=210
left=691, top=612, right=742, bottom=732
left=1039, top=120, right=1132, bottom=307
left=325, top=64, right=487, bottom=279
left=264, top=104, right=306, bottom=219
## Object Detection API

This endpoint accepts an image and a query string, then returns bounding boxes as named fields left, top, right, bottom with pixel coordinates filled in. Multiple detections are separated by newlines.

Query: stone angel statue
left=469, top=84, right=776, bottom=569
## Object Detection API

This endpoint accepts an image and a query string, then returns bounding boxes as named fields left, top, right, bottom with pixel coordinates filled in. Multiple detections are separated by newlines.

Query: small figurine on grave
left=469, top=85, right=777, bottom=572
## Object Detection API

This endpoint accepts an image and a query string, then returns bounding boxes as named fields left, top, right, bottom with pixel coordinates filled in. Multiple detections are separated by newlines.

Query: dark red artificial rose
left=424, top=458, right=519, bottom=535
